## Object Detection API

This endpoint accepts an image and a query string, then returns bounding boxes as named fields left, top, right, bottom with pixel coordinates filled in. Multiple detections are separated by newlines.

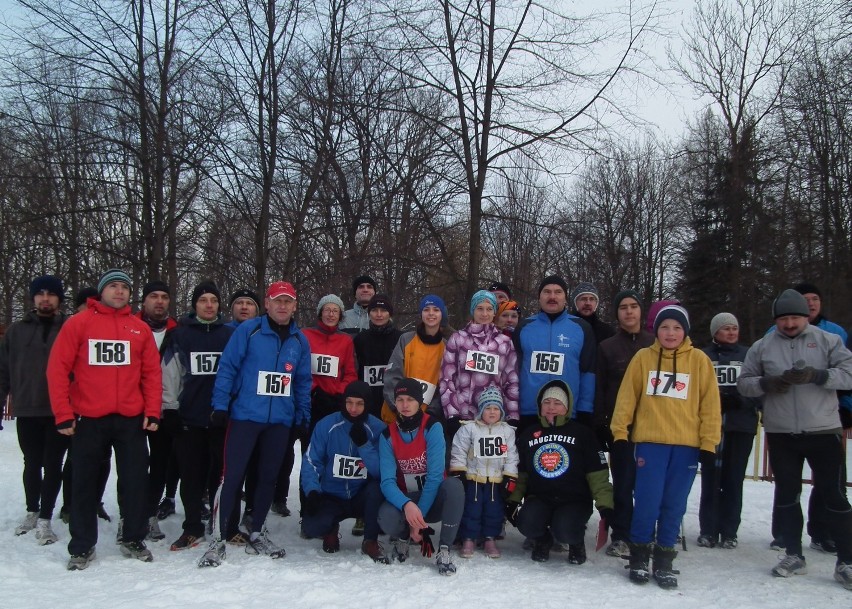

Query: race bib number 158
left=88, top=340, right=130, bottom=366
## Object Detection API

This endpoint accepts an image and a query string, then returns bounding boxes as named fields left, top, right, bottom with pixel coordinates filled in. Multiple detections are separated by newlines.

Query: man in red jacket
left=47, top=269, right=162, bottom=570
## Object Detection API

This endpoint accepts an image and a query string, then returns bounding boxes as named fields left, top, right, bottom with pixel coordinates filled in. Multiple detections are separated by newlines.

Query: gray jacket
left=738, top=324, right=852, bottom=433
left=339, top=305, right=369, bottom=334
left=0, top=311, right=67, bottom=417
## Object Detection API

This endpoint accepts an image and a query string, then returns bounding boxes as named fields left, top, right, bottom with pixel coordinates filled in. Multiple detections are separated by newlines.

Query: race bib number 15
left=88, top=340, right=130, bottom=366
left=257, top=371, right=292, bottom=396
left=646, top=371, right=690, bottom=400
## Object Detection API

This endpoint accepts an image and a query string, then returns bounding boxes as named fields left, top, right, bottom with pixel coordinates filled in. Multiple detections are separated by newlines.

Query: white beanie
left=316, top=294, right=345, bottom=317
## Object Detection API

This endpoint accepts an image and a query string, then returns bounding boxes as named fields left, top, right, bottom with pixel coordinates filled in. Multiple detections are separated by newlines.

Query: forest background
left=0, top=0, right=849, bottom=344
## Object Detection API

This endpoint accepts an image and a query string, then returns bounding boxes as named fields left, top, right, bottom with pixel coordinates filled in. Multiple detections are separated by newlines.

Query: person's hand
left=403, top=501, right=428, bottom=532
left=57, top=419, right=76, bottom=436
left=210, top=409, right=229, bottom=428
left=143, top=416, right=160, bottom=431
left=699, top=450, right=716, bottom=472
left=500, top=476, right=516, bottom=500
left=759, top=375, right=791, bottom=394
left=301, top=491, right=322, bottom=516
left=782, top=367, right=829, bottom=386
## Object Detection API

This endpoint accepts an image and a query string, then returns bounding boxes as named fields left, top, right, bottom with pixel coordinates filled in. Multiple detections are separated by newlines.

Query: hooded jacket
left=702, top=341, right=759, bottom=434
left=593, top=327, right=655, bottom=433
left=449, top=397, right=519, bottom=483
left=738, top=324, right=852, bottom=433
left=0, top=311, right=67, bottom=417
left=610, top=337, right=721, bottom=452
left=47, top=299, right=162, bottom=425
left=440, top=321, right=520, bottom=420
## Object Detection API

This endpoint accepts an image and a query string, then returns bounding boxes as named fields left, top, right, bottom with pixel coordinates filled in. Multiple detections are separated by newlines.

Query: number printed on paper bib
left=414, top=378, right=437, bottom=404
left=464, top=350, right=499, bottom=375
left=190, top=352, right=221, bottom=375
left=645, top=371, right=690, bottom=400
left=530, top=351, right=564, bottom=375
left=88, top=340, right=130, bottom=365
left=333, top=454, right=368, bottom=479
left=714, top=365, right=741, bottom=386
left=364, top=365, right=388, bottom=387
left=403, top=473, right=426, bottom=493
left=257, top=371, right=292, bottom=396
left=311, top=354, right=340, bottom=377
left=475, top=435, right=507, bottom=459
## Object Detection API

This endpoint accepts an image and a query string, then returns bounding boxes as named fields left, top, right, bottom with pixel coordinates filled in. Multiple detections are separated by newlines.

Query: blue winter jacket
left=300, top=412, right=385, bottom=499
left=379, top=419, right=446, bottom=516
left=211, top=315, right=312, bottom=426
left=513, top=310, right=596, bottom=417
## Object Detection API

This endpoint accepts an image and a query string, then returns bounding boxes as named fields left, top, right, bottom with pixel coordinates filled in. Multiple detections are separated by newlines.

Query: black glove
left=611, top=440, right=631, bottom=463
left=302, top=491, right=322, bottom=516
left=294, top=418, right=310, bottom=441
left=210, top=409, right=229, bottom=428
left=419, top=527, right=436, bottom=557
left=504, top=501, right=520, bottom=527
left=598, top=507, right=614, bottom=527
left=699, top=450, right=717, bottom=472
left=349, top=421, right=368, bottom=446
left=781, top=366, right=829, bottom=386
left=759, top=375, right=791, bottom=394
left=500, top=476, right=517, bottom=500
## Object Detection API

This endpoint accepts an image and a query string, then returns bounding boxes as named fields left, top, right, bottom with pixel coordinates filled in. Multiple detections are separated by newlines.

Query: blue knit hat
left=29, top=275, right=65, bottom=302
left=470, top=290, right=497, bottom=317
left=419, top=294, right=448, bottom=327
left=653, top=304, right=690, bottom=335
left=477, top=385, right=505, bottom=420
left=97, top=269, right=132, bottom=294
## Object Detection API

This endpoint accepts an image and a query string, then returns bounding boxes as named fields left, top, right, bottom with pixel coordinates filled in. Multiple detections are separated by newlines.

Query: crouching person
left=300, top=381, right=388, bottom=562
left=506, top=379, right=613, bottom=566
left=378, top=379, right=464, bottom=575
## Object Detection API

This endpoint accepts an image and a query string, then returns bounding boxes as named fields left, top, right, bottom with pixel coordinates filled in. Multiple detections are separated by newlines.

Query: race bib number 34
left=646, top=371, right=690, bottom=400
left=333, top=454, right=368, bottom=479
left=530, top=351, right=564, bottom=375
left=257, top=371, right=292, bottom=397
left=364, top=365, right=388, bottom=387
left=190, top=352, right=221, bottom=375
left=88, top=340, right=130, bottom=366
left=464, top=350, right=499, bottom=375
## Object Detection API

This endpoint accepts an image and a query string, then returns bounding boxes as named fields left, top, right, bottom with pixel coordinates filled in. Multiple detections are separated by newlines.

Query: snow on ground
left=0, top=422, right=849, bottom=609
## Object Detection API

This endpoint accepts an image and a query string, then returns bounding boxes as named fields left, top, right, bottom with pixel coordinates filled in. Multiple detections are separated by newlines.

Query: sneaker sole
left=119, top=547, right=154, bottom=562
left=772, top=567, right=807, bottom=577
left=37, top=537, right=58, bottom=546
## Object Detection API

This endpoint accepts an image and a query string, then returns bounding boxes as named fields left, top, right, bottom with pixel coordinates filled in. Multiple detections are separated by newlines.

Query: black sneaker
left=696, top=534, right=717, bottom=548
left=568, top=542, right=587, bottom=565
left=67, top=548, right=96, bottom=571
left=156, top=497, right=176, bottom=520
left=271, top=501, right=291, bottom=517
left=810, top=539, right=838, bottom=554
left=171, top=533, right=205, bottom=551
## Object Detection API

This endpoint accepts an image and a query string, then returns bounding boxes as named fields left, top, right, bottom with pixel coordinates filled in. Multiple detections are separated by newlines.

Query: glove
left=610, top=440, right=631, bottom=463
left=302, top=491, right=322, bottom=516
left=598, top=507, right=614, bottom=527
left=781, top=366, right=829, bottom=386
left=504, top=501, right=520, bottom=527
left=348, top=421, right=368, bottom=446
left=699, top=450, right=716, bottom=472
left=419, top=527, right=436, bottom=557
left=500, top=476, right=517, bottom=500
left=294, top=419, right=310, bottom=441
left=759, top=375, right=791, bottom=394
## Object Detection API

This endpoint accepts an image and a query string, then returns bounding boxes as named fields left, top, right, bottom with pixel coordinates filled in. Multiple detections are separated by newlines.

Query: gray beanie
left=710, top=312, right=738, bottom=338
left=570, top=281, right=598, bottom=308
left=773, top=289, right=809, bottom=319
left=316, top=294, right=345, bottom=318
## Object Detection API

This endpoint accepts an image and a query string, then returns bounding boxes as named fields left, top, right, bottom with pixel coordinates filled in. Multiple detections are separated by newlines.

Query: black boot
left=531, top=532, right=553, bottom=563
left=653, top=545, right=678, bottom=589
left=628, top=542, right=652, bottom=584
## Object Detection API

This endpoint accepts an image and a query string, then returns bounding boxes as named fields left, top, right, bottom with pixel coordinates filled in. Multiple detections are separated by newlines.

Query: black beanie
left=653, top=304, right=691, bottom=335
left=73, top=287, right=98, bottom=309
left=793, top=283, right=821, bottom=298
left=352, top=275, right=376, bottom=295
left=538, top=275, right=568, bottom=295
left=192, top=281, right=221, bottom=309
left=342, top=380, right=373, bottom=421
left=773, top=289, right=809, bottom=319
left=367, top=293, right=394, bottom=316
left=488, top=281, right=512, bottom=299
left=29, top=275, right=65, bottom=302
left=229, top=288, right=261, bottom=309
left=613, top=289, right=642, bottom=311
left=142, top=280, right=170, bottom=300
left=393, top=378, right=424, bottom=406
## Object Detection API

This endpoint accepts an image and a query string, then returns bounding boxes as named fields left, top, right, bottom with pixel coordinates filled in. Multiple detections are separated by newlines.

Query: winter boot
left=351, top=518, right=365, bottom=536
left=531, top=533, right=554, bottom=562
left=627, top=542, right=652, bottom=584
left=435, top=544, right=457, bottom=576
left=483, top=537, right=501, bottom=559
left=361, top=539, right=390, bottom=564
left=568, top=542, right=587, bottom=565
left=460, top=538, right=476, bottom=558
left=322, top=524, right=341, bottom=553
left=652, top=545, right=679, bottom=589
left=391, top=537, right=410, bottom=563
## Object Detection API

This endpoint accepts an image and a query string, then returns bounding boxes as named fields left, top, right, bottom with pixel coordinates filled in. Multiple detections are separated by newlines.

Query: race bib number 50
left=714, top=365, right=741, bottom=386
left=88, top=340, right=130, bottom=366
left=257, top=371, right=292, bottom=396
left=646, top=371, right=690, bottom=400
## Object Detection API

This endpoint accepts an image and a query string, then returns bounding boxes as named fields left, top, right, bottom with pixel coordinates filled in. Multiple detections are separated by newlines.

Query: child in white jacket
left=450, top=384, right=519, bottom=558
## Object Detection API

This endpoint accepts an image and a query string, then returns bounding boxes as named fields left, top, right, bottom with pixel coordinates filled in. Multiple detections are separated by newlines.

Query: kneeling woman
left=506, top=379, right=613, bottom=565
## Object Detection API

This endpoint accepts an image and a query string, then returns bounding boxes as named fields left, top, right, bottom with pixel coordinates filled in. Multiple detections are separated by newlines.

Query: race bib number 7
left=333, top=454, right=368, bottom=479
left=257, top=371, right=292, bottom=397
left=88, top=340, right=130, bottom=366
left=464, top=350, right=499, bottom=375
left=530, top=351, right=564, bottom=375
left=646, top=371, right=690, bottom=400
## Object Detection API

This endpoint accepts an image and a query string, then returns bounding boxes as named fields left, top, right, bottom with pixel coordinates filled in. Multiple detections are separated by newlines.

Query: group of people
left=1, top=270, right=851, bottom=591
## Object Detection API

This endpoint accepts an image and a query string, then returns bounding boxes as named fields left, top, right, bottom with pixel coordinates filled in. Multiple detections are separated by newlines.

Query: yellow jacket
left=610, top=337, right=721, bottom=452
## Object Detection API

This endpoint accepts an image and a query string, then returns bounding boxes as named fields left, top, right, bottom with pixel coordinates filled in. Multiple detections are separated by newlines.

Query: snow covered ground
left=1, top=421, right=849, bottom=609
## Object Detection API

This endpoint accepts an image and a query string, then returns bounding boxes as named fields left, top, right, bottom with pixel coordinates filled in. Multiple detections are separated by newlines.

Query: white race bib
left=413, top=378, right=437, bottom=404
left=363, top=365, right=388, bottom=387
left=256, top=371, right=292, bottom=396
left=88, top=340, right=131, bottom=366
left=646, top=371, right=690, bottom=400
left=190, top=352, right=221, bottom=375
left=714, top=364, right=741, bottom=387
left=403, top=473, right=427, bottom=493
left=311, top=354, right=340, bottom=378
left=530, top=351, right=564, bottom=375
left=333, top=454, right=368, bottom=479
left=474, top=434, right=509, bottom=459
left=464, top=350, right=499, bottom=375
